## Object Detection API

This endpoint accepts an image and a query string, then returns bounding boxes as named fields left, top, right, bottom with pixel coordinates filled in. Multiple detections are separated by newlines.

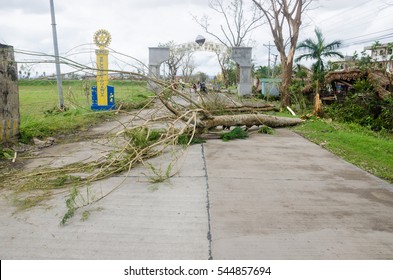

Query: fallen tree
left=147, top=75, right=304, bottom=135
left=2, top=69, right=304, bottom=224
left=198, top=113, right=303, bottom=131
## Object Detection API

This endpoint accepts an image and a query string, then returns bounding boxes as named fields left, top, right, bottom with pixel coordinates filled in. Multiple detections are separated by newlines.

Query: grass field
left=18, top=79, right=152, bottom=142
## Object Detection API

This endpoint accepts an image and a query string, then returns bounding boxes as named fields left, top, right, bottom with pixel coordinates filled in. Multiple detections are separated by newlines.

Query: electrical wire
left=300, top=0, right=393, bottom=55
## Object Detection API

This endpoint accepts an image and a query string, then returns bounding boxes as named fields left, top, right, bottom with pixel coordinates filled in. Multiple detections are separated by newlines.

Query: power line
left=314, top=0, right=371, bottom=25
left=341, top=32, right=393, bottom=48
left=300, top=0, right=393, bottom=56
left=343, top=28, right=393, bottom=42
left=317, top=1, right=389, bottom=29
left=311, top=0, right=393, bottom=38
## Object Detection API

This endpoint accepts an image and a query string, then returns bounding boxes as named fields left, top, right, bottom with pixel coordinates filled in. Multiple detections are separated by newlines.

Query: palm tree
left=296, top=28, right=344, bottom=80
left=295, top=28, right=343, bottom=115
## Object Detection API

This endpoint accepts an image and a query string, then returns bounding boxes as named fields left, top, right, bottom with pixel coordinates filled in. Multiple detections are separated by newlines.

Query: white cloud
left=0, top=0, right=51, bottom=13
left=1, top=0, right=393, bottom=76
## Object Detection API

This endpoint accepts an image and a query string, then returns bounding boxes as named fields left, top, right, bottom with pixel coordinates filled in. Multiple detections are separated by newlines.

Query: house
left=364, top=42, right=393, bottom=73
left=325, top=69, right=392, bottom=100
left=321, top=42, right=393, bottom=101
left=259, top=78, right=281, bottom=97
left=333, top=56, right=357, bottom=71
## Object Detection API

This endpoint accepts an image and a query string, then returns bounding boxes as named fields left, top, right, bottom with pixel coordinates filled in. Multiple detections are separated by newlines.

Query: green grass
left=293, top=118, right=393, bottom=183
left=18, top=79, right=152, bottom=142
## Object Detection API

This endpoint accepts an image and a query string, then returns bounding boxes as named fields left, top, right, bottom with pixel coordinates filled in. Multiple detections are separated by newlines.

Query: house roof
left=325, top=69, right=364, bottom=83
left=325, top=69, right=392, bottom=99
left=368, top=72, right=391, bottom=98
left=364, top=42, right=393, bottom=51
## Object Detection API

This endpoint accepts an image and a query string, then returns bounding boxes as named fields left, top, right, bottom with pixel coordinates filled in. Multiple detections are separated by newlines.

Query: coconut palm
left=296, top=28, right=344, bottom=79
left=295, top=28, right=344, bottom=116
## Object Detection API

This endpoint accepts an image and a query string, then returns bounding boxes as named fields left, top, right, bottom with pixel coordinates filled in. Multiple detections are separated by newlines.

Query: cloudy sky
left=1, top=0, right=393, bottom=77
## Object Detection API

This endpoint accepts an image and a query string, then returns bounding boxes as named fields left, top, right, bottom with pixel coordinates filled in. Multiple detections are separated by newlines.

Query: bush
left=177, top=133, right=205, bottom=145
left=221, top=127, right=248, bottom=142
left=325, top=88, right=393, bottom=132
left=289, top=80, right=312, bottom=115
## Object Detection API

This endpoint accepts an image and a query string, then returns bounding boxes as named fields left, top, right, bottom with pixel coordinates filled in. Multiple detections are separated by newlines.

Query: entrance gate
left=148, top=38, right=252, bottom=96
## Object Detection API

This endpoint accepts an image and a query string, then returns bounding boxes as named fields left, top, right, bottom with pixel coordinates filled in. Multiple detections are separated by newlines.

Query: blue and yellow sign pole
left=91, top=29, right=115, bottom=110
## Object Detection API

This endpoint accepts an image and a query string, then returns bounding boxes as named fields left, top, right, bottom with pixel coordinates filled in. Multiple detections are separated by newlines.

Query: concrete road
left=1, top=129, right=393, bottom=259
left=206, top=129, right=393, bottom=259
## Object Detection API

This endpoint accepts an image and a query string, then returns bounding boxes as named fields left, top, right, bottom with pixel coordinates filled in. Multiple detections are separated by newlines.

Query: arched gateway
left=148, top=37, right=252, bottom=96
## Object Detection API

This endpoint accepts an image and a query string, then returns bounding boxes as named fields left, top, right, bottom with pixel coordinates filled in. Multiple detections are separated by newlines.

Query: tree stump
left=0, top=44, right=20, bottom=142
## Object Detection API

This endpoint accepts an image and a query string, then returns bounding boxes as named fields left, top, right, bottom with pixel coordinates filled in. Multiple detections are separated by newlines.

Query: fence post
left=0, top=44, right=20, bottom=142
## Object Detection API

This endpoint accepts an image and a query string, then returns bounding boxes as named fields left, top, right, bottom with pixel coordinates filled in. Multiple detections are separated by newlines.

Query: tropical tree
left=252, top=0, right=314, bottom=107
left=296, top=28, right=344, bottom=80
left=295, top=28, right=344, bottom=115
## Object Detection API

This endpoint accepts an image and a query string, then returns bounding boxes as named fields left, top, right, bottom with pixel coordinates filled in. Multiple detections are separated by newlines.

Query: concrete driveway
left=1, top=128, right=393, bottom=259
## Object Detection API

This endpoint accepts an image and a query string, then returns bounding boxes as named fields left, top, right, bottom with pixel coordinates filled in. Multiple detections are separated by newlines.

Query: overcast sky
left=1, top=0, right=393, bottom=77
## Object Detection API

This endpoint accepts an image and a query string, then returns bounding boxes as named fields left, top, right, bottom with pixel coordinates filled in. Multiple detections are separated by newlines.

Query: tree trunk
left=235, top=62, right=240, bottom=84
left=313, top=80, right=323, bottom=116
left=251, top=0, right=312, bottom=108
left=198, top=113, right=303, bottom=130
left=221, top=67, right=229, bottom=88
left=0, top=44, right=20, bottom=142
left=280, top=63, right=293, bottom=107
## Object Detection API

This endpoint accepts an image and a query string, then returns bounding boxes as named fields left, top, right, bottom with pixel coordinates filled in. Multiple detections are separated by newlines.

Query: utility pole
left=271, top=54, right=278, bottom=77
left=49, top=0, right=64, bottom=109
left=263, top=41, right=275, bottom=77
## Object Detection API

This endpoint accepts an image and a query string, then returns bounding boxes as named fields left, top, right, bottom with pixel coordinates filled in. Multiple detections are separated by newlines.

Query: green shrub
left=0, top=147, right=14, bottom=160
left=177, top=133, right=205, bottom=145
left=221, top=127, right=248, bottom=142
left=124, top=127, right=164, bottom=149
left=325, top=80, right=393, bottom=132
left=257, top=125, right=275, bottom=135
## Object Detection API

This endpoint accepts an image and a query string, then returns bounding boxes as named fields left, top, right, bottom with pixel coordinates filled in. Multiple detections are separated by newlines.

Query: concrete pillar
left=0, top=44, right=19, bottom=142
left=148, top=47, right=170, bottom=92
left=231, top=47, right=252, bottom=96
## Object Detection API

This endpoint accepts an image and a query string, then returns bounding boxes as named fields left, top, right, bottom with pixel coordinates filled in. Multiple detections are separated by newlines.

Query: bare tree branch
left=158, top=41, right=186, bottom=81
left=252, top=0, right=314, bottom=107
left=193, top=0, right=264, bottom=48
